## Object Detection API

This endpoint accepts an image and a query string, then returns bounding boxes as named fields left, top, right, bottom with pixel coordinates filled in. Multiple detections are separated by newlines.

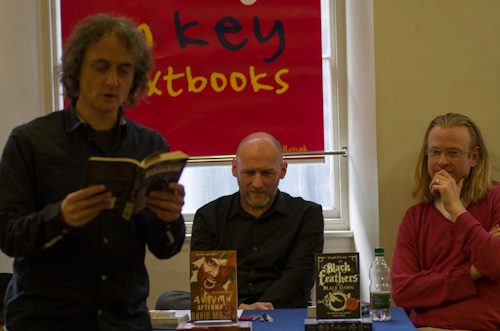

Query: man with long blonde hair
left=391, top=113, right=500, bottom=330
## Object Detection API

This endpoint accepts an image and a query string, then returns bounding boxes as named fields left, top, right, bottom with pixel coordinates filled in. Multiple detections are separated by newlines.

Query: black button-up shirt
left=191, top=191, right=324, bottom=308
left=0, top=104, right=185, bottom=331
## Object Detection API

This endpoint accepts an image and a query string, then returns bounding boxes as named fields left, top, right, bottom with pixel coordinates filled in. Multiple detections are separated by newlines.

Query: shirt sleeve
left=258, top=204, right=324, bottom=307
left=0, top=131, right=69, bottom=258
left=391, top=208, right=478, bottom=309
left=453, top=210, right=500, bottom=281
left=143, top=213, right=186, bottom=259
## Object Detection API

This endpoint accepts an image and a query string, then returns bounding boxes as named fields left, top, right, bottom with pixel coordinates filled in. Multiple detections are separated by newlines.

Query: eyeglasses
left=426, top=148, right=467, bottom=159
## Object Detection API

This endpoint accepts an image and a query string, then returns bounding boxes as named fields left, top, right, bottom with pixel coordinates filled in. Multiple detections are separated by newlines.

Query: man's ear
left=470, top=146, right=480, bottom=167
left=232, top=159, right=238, bottom=177
left=279, top=160, right=288, bottom=179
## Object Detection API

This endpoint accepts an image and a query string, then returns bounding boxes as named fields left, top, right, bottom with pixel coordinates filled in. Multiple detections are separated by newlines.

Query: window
left=48, top=0, right=348, bottom=231
left=155, top=0, right=348, bottom=232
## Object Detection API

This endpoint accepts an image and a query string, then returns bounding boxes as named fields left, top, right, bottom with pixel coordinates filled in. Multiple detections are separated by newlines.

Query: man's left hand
left=147, top=183, right=185, bottom=223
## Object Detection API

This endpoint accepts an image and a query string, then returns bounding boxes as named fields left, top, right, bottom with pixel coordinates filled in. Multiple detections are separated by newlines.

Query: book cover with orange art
left=190, top=250, right=238, bottom=322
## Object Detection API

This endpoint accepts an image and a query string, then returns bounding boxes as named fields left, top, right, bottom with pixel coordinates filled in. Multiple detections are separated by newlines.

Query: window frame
left=319, top=0, right=349, bottom=231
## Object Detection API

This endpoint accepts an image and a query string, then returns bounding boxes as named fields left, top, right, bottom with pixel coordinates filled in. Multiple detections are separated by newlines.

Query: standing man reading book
left=0, top=14, right=185, bottom=331
left=159, top=132, right=324, bottom=310
left=391, top=113, right=500, bottom=330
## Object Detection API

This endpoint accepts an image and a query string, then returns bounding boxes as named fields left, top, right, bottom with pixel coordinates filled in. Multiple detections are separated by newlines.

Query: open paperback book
left=82, top=150, right=188, bottom=220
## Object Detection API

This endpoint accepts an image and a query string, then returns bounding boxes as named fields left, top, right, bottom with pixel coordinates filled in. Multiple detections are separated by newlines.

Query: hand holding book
left=61, top=184, right=115, bottom=227
left=146, top=182, right=185, bottom=223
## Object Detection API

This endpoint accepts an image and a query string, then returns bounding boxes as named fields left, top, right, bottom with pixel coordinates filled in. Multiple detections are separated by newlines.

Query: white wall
left=0, top=0, right=50, bottom=272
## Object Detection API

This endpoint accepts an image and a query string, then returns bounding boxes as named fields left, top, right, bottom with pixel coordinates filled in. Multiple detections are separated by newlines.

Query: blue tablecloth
left=156, top=307, right=416, bottom=331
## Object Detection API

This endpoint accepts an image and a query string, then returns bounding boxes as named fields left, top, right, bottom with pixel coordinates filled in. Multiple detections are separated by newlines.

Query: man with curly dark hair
left=0, top=14, right=186, bottom=331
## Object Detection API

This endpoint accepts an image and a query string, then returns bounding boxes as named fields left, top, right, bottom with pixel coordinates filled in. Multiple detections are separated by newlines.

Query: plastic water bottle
left=369, top=247, right=391, bottom=321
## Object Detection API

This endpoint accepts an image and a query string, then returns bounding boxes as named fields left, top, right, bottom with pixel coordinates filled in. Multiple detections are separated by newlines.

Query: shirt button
left=101, top=274, right=108, bottom=282
left=103, top=238, right=109, bottom=244
left=252, top=247, right=258, bottom=252
left=97, top=309, right=102, bottom=317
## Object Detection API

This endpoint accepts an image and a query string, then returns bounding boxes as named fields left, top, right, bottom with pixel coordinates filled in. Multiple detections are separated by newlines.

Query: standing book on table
left=189, top=250, right=238, bottom=322
left=315, top=253, right=361, bottom=319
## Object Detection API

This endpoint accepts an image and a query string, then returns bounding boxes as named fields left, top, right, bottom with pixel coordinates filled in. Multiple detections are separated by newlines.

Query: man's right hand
left=61, top=185, right=113, bottom=227
left=239, top=302, right=274, bottom=310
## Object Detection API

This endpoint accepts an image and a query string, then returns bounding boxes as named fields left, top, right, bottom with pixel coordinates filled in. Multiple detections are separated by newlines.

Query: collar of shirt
left=63, top=101, right=127, bottom=133
left=229, top=190, right=289, bottom=220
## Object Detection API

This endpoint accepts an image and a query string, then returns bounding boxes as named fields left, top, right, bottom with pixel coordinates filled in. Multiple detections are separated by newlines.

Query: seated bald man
left=156, top=132, right=324, bottom=309
left=191, top=132, right=324, bottom=309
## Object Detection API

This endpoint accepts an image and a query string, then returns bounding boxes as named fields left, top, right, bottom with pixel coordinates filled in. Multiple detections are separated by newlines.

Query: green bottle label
left=370, top=292, right=391, bottom=309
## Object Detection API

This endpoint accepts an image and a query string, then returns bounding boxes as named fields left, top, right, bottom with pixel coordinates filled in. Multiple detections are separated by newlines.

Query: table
left=155, top=307, right=416, bottom=331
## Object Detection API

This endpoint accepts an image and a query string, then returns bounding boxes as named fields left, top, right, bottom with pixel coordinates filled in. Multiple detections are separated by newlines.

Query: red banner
left=61, top=0, right=324, bottom=156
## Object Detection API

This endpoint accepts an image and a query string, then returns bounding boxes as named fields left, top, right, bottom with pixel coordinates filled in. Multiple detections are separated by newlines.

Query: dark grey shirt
left=191, top=191, right=324, bottom=308
left=0, top=103, right=185, bottom=331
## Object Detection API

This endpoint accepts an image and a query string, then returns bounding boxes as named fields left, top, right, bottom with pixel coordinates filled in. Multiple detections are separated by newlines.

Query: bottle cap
left=374, top=247, right=384, bottom=256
